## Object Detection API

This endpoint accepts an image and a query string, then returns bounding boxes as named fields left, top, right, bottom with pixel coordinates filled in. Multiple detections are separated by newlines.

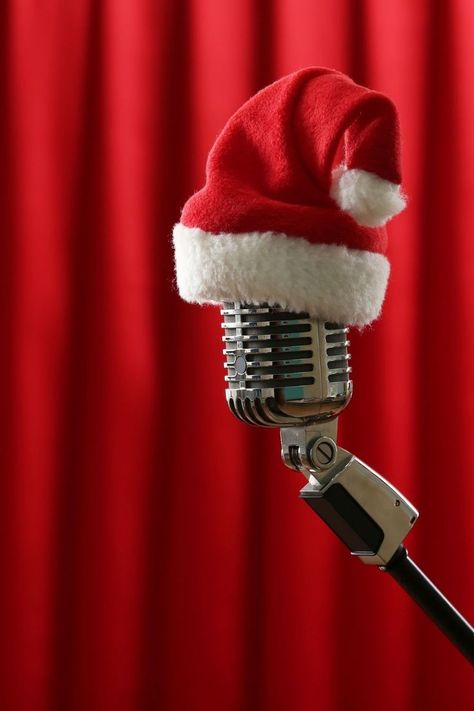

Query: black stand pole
left=301, top=481, right=474, bottom=664
left=381, top=546, right=474, bottom=664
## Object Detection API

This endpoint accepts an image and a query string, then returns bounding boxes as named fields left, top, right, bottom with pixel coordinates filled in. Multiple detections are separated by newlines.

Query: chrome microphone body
left=221, top=302, right=352, bottom=427
left=221, top=301, right=419, bottom=569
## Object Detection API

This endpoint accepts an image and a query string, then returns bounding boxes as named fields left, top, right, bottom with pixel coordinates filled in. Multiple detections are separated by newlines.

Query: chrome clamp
left=280, top=423, right=419, bottom=566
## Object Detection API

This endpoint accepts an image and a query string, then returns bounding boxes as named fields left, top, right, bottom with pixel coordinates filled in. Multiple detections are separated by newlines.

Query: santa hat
left=173, top=67, right=406, bottom=326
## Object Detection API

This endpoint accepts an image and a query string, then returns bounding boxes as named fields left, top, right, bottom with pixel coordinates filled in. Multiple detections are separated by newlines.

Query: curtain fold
left=0, top=2, right=472, bottom=709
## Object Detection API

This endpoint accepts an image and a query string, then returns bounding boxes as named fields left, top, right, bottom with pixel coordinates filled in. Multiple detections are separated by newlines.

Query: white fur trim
left=330, top=165, right=406, bottom=227
left=172, top=225, right=390, bottom=326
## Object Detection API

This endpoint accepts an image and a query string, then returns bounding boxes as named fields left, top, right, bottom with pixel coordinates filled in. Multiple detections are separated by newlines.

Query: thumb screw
left=309, top=437, right=337, bottom=469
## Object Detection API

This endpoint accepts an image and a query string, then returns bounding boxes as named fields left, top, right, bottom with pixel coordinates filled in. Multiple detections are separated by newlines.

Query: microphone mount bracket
left=280, top=421, right=474, bottom=661
left=280, top=421, right=418, bottom=566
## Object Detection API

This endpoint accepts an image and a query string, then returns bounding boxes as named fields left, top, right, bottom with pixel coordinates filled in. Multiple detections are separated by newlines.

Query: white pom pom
left=330, top=165, right=406, bottom=227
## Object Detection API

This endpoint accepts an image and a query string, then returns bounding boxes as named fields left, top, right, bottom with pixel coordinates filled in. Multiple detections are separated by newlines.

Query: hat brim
left=172, top=224, right=389, bottom=327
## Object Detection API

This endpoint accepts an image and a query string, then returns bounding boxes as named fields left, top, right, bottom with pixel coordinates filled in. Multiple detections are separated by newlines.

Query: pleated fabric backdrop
left=0, top=1, right=473, bottom=709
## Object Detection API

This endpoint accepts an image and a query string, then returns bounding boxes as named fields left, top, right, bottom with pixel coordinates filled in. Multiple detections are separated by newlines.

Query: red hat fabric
left=173, top=67, right=406, bottom=326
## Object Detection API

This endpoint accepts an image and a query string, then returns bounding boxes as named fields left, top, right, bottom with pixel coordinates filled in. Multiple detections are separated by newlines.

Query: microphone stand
left=280, top=422, right=474, bottom=664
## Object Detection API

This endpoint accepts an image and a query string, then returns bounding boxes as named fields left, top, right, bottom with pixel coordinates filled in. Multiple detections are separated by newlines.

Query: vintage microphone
left=221, top=301, right=474, bottom=663
left=173, top=67, right=474, bottom=664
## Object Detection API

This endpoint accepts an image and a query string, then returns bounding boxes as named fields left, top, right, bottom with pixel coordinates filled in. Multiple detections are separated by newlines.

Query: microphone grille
left=221, top=303, right=352, bottom=427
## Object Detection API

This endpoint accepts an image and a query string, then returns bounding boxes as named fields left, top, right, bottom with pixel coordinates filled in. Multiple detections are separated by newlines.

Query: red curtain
left=0, top=1, right=473, bottom=709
